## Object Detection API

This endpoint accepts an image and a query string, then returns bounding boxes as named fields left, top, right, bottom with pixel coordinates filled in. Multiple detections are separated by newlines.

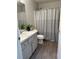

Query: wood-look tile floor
left=30, top=40, right=58, bottom=59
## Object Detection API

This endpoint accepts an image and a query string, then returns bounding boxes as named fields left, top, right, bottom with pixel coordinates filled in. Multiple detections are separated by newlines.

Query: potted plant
left=25, top=24, right=33, bottom=31
left=20, top=24, right=25, bottom=29
left=18, top=24, right=25, bottom=33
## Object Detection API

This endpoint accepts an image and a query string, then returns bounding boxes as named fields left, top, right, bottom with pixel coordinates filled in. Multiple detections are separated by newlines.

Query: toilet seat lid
left=37, top=35, right=44, bottom=39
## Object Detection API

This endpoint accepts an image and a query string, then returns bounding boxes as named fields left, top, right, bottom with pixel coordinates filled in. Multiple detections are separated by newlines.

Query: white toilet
left=37, top=35, right=44, bottom=44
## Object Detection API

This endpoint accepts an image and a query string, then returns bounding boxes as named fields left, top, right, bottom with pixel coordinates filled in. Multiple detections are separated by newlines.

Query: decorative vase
left=26, top=27, right=30, bottom=31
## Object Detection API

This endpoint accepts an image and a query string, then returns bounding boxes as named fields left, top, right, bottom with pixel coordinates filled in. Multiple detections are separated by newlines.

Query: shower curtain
left=34, top=8, right=60, bottom=41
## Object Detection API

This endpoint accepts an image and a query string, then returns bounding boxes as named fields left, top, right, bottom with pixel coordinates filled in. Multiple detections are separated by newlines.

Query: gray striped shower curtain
left=34, top=8, right=60, bottom=42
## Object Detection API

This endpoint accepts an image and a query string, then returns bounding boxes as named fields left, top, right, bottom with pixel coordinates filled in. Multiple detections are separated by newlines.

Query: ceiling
left=34, top=0, right=60, bottom=3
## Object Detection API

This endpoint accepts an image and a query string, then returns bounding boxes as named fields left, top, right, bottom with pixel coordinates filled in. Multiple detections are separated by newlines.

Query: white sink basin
left=20, top=29, right=37, bottom=43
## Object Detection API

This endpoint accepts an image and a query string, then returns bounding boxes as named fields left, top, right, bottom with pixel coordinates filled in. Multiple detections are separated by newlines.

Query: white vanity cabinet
left=21, top=30, right=37, bottom=59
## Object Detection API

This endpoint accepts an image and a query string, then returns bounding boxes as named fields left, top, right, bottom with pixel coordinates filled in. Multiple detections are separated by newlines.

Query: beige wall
left=38, top=1, right=61, bottom=9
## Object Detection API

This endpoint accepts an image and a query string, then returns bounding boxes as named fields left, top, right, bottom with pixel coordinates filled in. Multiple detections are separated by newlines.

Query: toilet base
left=38, top=39, right=43, bottom=44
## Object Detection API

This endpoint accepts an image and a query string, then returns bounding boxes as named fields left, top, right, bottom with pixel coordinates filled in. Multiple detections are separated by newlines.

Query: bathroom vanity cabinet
left=20, top=30, right=38, bottom=59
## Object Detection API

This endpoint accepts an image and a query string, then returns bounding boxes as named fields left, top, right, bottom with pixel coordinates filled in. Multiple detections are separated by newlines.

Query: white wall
left=20, top=0, right=26, bottom=4
left=25, top=0, right=38, bottom=25
left=17, top=0, right=26, bottom=25
left=17, top=0, right=26, bottom=4
left=17, top=28, right=23, bottom=59
left=57, top=31, right=61, bottom=59
left=38, top=1, right=61, bottom=9
left=17, top=0, right=38, bottom=25
left=17, top=40, right=23, bottom=59
left=17, top=0, right=60, bottom=25
left=17, top=12, right=26, bottom=25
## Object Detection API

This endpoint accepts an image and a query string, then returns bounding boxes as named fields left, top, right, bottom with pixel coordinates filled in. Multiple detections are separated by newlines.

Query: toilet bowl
left=37, top=35, right=44, bottom=44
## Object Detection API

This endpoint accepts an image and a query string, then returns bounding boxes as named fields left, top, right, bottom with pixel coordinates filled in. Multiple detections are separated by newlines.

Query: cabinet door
left=26, top=38, right=32, bottom=59
left=21, top=42, right=28, bottom=59
left=32, top=34, right=37, bottom=52
left=21, top=40, right=32, bottom=59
